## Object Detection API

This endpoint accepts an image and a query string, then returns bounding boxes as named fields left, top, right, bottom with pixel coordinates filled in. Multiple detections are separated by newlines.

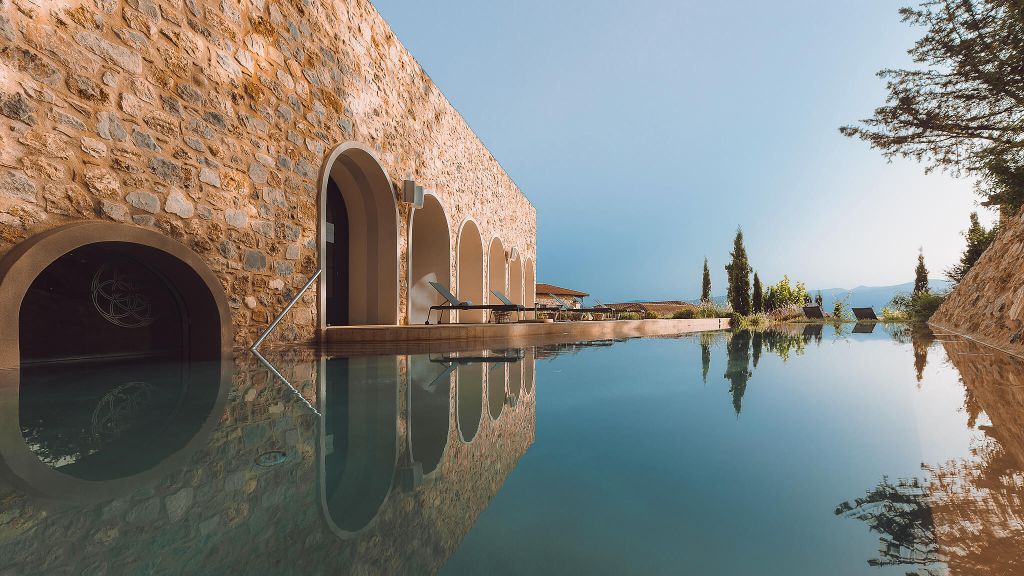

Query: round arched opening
left=0, top=221, right=232, bottom=497
left=509, top=250, right=524, bottom=306
left=487, top=362, right=506, bottom=421
left=524, top=258, right=536, bottom=319
left=408, top=355, right=452, bottom=477
left=456, top=221, right=485, bottom=324
left=320, top=356, right=399, bottom=536
left=319, top=143, right=400, bottom=327
left=456, top=363, right=483, bottom=443
left=409, top=194, right=452, bottom=324
left=487, top=237, right=506, bottom=307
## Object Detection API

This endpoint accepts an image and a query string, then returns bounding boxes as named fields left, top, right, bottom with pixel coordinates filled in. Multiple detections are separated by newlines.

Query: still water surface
left=0, top=325, right=1019, bottom=575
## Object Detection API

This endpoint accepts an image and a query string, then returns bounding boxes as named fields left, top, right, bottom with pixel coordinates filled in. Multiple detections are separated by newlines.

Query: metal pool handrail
left=251, top=269, right=322, bottom=351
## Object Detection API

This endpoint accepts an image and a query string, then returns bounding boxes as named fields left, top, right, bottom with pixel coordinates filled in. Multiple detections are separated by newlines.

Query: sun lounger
left=491, top=290, right=559, bottom=317
left=426, top=282, right=522, bottom=325
left=802, top=305, right=825, bottom=319
left=547, top=293, right=618, bottom=321
left=852, top=307, right=878, bottom=321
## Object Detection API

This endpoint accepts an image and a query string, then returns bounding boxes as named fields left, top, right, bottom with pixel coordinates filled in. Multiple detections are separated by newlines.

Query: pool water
left=0, top=325, right=1020, bottom=575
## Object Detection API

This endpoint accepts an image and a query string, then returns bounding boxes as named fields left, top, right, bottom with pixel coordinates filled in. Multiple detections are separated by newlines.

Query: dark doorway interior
left=325, top=179, right=350, bottom=326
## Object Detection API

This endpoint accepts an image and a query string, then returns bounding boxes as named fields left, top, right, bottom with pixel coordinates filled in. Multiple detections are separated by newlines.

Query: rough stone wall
left=0, top=0, right=536, bottom=347
left=0, top=349, right=538, bottom=575
left=931, top=211, right=1024, bottom=355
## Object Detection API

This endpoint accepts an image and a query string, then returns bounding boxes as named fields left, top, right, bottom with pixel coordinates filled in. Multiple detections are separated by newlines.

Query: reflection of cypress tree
left=911, top=325, right=936, bottom=383
left=751, top=330, right=763, bottom=368
left=701, top=340, right=711, bottom=384
left=724, top=330, right=752, bottom=415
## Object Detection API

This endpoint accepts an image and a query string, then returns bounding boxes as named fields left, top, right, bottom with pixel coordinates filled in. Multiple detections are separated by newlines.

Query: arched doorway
left=488, top=237, right=506, bottom=306
left=409, top=194, right=451, bottom=324
left=0, top=221, right=232, bottom=500
left=456, top=220, right=484, bottom=323
left=509, top=249, right=524, bottom=306
left=319, top=143, right=399, bottom=328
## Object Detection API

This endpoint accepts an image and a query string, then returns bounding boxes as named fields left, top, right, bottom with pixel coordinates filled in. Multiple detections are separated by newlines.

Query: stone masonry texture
left=0, top=0, right=537, bottom=347
left=931, top=211, right=1024, bottom=356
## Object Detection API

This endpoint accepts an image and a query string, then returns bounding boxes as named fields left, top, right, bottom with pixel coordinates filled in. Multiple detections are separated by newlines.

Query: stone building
left=0, top=0, right=537, bottom=361
left=535, top=283, right=588, bottom=309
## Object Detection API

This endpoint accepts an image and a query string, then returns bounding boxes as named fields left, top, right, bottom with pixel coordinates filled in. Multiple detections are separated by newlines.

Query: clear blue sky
left=372, top=0, right=995, bottom=302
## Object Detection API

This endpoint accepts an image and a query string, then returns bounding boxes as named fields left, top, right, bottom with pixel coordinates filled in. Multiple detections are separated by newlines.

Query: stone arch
left=456, top=363, right=483, bottom=443
left=524, top=257, right=536, bottom=318
left=488, top=237, right=506, bottom=306
left=319, top=356, right=399, bottom=537
left=0, top=221, right=232, bottom=501
left=456, top=219, right=485, bottom=323
left=509, top=248, right=524, bottom=306
left=408, top=192, right=452, bottom=325
left=318, top=142, right=400, bottom=328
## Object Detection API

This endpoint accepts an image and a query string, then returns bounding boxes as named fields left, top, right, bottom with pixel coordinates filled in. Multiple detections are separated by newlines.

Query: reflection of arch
left=0, top=221, right=232, bottom=369
left=487, top=237, right=506, bottom=306
left=456, top=363, right=483, bottom=442
left=456, top=220, right=485, bottom=323
left=408, top=356, right=452, bottom=477
left=487, top=363, right=505, bottom=421
left=524, top=257, right=536, bottom=318
left=508, top=358, right=522, bottom=408
left=318, top=142, right=400, bottom=327
left=408, top=193, right=452, bottom=324
left=0, top=357, right=229, bottom=502
left=524, top=348, right=535, bottom=396
left=509, top=249, right=524, bottom=306
left=319, top=356, right=399, bottom=537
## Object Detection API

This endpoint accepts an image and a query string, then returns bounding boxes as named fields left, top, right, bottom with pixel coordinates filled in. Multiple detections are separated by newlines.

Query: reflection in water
left=457, top=363, right=484, bottom=442
left=0, top=347, right=538, bottom=575
left=321, top=356, right=398, bottom=535
left=488, top=363, right=505, bottom=421
left=724, top=330, right=752, bottom=415
left=409, top=356, right=453, bottom=477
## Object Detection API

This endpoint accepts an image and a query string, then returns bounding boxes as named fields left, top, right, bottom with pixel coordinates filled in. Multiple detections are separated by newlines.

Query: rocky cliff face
left=931, top=211, right=1024, bottom=355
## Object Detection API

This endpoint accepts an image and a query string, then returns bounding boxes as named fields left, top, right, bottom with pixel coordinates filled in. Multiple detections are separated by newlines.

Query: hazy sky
left=372, top=0, right=996, bottom=302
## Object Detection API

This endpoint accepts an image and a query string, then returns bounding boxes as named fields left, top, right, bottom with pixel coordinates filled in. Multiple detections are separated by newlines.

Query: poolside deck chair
left=547, top=293, right=618, bottom=321
left=802, top=305, right=825, bottom=319
left=491, top=290, right=559, bottom=317
left=426, top=281, right=521, bottom=325
left=852, top=307, right=878, bottom=321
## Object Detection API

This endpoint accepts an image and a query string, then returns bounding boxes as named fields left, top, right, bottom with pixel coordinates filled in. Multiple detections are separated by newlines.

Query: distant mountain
left=697, top=279, right=952, bottom=312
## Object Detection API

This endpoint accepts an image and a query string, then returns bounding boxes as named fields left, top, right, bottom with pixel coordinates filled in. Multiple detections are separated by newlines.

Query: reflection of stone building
left=0, top=348, right=537, bottom=574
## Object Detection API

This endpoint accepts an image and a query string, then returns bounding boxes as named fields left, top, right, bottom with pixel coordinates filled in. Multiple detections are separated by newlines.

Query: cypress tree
left=914, top=249, right=929, bottom=295
left=724, top=228, right=751, bottom=315
left=751, top=272, right=763, bottom=314
left=701, top=258, right=712, bottom=302
left=815, top=291, right=823, bottom=307
left=946, top=212, right=998, bottom=284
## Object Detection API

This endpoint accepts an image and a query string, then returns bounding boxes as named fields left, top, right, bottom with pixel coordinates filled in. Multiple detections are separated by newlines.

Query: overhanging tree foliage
left=840, top=0, right=1024, bottom=212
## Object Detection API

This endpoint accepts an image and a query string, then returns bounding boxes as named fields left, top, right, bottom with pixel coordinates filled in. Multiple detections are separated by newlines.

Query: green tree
left=701, top=257, right=712, bottom=302
left=725, top=228, right=752, bottom=315
left=840, top=0, right=1024, bottom=214
left=946, top=212, right=999, bottom=284
left=914, top=249, right=930, bottom=295
left=751, top=272, right=763, bottom=314
left=815, top=291, right=824, bottom=307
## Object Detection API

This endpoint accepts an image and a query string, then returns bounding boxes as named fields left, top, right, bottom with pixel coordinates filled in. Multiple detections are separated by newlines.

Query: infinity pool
left=0, top=325, right=1019, bottom=575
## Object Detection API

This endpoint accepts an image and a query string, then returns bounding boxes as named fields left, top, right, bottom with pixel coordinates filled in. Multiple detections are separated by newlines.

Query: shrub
left=643, top=310, right=661, bottom=319
left=881, top=306, right=909, bottom=322
left=887, top=291, right=947, bottom=322
left=739, top=313, right=770, bottom=329
left=672, top=309, right=696, bottom=319
left=727, top=312, right=743, bottom=326
left=694, top=300, right=732, bottom=319
left=618, top=312, right=641, bottom=320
